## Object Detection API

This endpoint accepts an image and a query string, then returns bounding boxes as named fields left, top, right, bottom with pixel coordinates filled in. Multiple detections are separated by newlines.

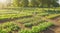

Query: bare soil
left=40, top=16, right=60, bottom=33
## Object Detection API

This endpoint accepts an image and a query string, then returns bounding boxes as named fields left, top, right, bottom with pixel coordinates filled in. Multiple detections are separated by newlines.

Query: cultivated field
left=0, top=8, right=60, bottom=33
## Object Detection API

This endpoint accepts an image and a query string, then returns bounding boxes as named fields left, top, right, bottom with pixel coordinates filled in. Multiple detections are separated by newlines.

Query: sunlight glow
left=0, top=0, right=7, bottom=3
left=57, top=0, right=60, bottom=4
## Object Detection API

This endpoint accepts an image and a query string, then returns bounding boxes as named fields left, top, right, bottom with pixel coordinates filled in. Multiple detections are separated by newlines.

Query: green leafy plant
left=24, top=23, right=33, bottom=27
left=0, top=22, right=20, bottom=33
left=18, top=22, right=53, bottom=33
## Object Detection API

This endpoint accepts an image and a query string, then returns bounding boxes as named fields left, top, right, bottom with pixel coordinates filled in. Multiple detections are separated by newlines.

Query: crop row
left=46, top=14, right=60, bottom=19
left=0, top=13, right=33, bottom=20
left=19, top=22, right=53, bottom=33
left=0, top=22, right=20, bottom=33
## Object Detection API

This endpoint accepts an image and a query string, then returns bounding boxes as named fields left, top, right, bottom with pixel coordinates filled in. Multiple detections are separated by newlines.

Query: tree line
left=12, top=0, right=59, bottom=7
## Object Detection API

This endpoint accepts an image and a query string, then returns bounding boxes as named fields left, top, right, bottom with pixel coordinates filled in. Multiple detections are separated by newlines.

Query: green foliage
left=19, top=29, right=32, bottom=33
left=12, top=0, right=59, bottom=7
left=0, top=13, right=32, bottom=20
left=0, top=29, right=7, bottom=33
left=24, top=23, right=33, bottom=27
left=19, top=0, right=29, bottom=7
left=31, top=22, right=53, bottom=33
left=13, top=0, right=19, bottom=7
left=18, top=22, right=53, bottom=33
left=46, top=14, right=60, bottom=19
left=0, top=8, right=59, bottom=33
left=0, top=22, right=20, bottom=33
left=29, top=0, right=39, bottom=7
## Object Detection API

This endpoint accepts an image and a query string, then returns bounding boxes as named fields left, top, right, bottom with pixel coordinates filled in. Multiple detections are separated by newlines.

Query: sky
left=0, top=0, right=6, bottom=3
left=0, top=0, right=11, bottom=4
left=58, top=0, right=60, bottom=4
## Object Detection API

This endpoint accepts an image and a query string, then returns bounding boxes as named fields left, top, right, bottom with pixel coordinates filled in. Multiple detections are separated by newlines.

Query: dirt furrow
left=41, top=16, right=60, bottom=33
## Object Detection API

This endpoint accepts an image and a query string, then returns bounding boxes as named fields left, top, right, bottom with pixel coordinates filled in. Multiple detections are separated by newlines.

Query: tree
left=51, top=0, right=59, bottom=7
left=12, top=0, right=59, bottom=7
left=13, top=0, right=19, bottom=7
left=19, top=0, right=29, bottom=7
left=29, top=0, right=39, bottom=7
left=37, top=0, right=59, bottom=7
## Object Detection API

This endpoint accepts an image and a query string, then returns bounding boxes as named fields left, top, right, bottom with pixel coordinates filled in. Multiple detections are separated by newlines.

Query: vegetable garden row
left=0, top=8, right=60, bottom=33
